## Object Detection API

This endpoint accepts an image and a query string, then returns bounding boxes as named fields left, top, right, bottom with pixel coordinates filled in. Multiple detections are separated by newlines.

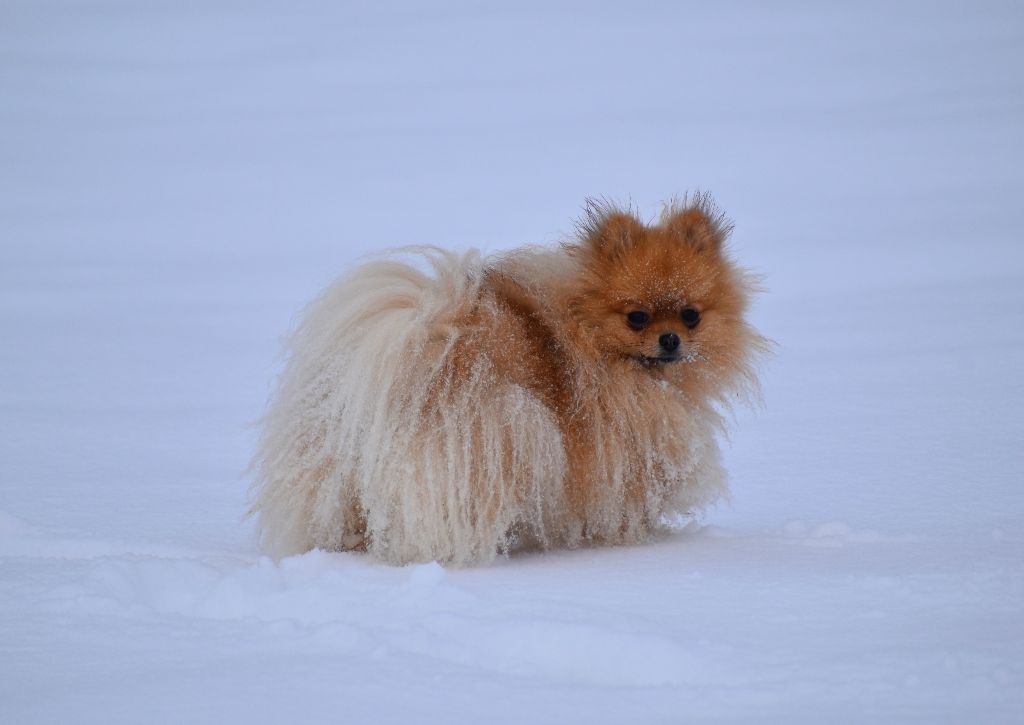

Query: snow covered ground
left=2, top=1, right=1023, bottom=722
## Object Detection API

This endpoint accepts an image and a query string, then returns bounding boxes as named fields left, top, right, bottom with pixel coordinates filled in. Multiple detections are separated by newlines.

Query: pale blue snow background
left=2, top=1, right=1023, bottom=723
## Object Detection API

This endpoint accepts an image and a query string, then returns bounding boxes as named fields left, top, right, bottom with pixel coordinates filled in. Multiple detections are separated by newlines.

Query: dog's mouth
left=634, top=349, right=700, bottom=367
left=637, top=354, right=682, bottom=366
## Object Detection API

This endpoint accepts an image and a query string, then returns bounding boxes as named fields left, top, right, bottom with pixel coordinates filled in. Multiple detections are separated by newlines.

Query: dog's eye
left=626, top=310, right=650, bottom=330
left=681, top=307, right=701, bottom=329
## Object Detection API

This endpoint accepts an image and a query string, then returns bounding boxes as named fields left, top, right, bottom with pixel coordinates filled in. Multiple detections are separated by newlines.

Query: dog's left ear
left=663, top=197, right=731, bottom=253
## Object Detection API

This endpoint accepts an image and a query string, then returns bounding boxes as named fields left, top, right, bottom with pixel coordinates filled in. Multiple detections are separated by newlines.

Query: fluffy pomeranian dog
left=251, top=194, right=766, bottom=566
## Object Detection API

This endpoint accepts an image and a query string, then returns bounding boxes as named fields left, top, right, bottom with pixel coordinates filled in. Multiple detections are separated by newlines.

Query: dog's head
left=565, top=196, right=763, bottom=398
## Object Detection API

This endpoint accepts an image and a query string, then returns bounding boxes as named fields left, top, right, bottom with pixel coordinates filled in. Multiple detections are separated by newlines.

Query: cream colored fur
left=251, top=244, right=747, bottom=566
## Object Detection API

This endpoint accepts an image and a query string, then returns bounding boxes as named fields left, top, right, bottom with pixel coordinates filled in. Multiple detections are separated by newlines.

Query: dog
left=250, top=194, right=766, bottom=565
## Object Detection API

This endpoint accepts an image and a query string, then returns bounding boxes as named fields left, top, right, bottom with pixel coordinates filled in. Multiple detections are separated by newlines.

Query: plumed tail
left=249, top=247, right=566, bottom=564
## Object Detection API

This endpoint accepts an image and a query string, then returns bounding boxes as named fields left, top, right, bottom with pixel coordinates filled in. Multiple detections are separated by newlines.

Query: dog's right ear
left=575, top=200, right=645, bottom=261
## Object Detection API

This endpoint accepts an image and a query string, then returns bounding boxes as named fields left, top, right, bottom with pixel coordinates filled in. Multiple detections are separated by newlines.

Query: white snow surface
left=2, top=1, right=1022, bottom=723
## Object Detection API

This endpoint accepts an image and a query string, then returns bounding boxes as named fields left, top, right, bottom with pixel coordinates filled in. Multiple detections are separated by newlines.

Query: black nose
left=659, top=332, right=680, bottom=352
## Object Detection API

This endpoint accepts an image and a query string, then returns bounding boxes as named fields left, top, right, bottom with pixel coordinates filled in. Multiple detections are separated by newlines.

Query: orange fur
left=251, top=195, right=767, bottom=565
